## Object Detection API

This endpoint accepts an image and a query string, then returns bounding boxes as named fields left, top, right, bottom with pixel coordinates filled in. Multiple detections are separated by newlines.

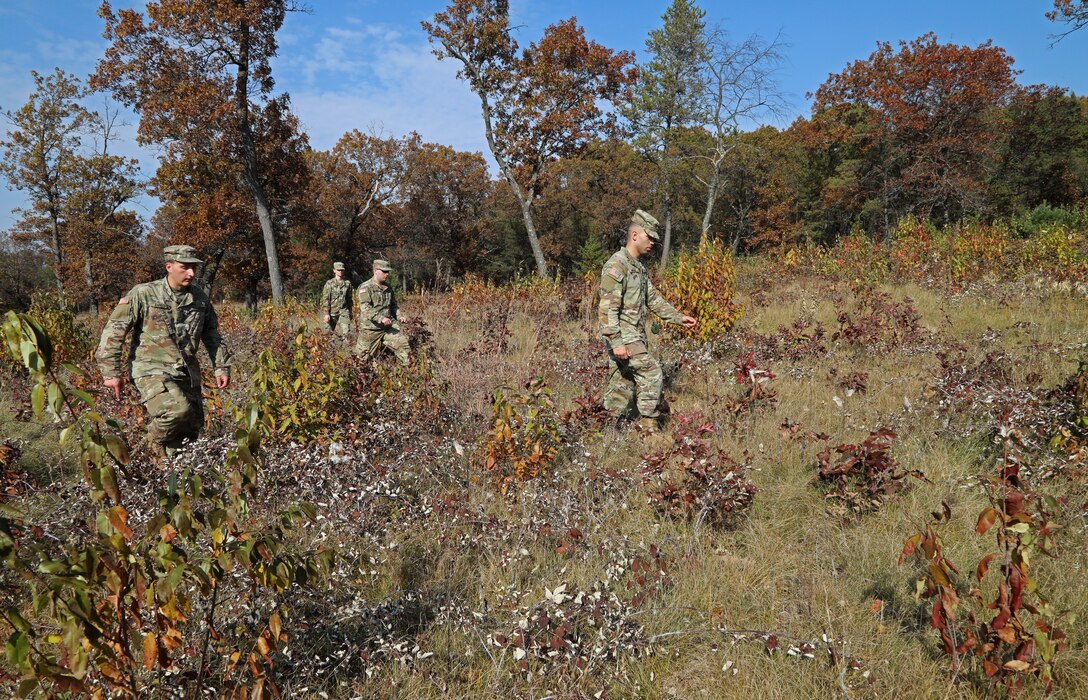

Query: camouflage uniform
left=353, top=260, right=409, bottom=365
left=321, top=263, right=353, bottom=337
left=95, top=246, right=231, bottom=454
left=599, top=212, right=685, bottom=419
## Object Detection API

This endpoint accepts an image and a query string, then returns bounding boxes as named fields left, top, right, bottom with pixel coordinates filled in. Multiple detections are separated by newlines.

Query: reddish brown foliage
left=811, top=33, right=1020, bottom=227
left=641, top=412, right=757, bottom=529
left=814, top=428, right=924, bottom=518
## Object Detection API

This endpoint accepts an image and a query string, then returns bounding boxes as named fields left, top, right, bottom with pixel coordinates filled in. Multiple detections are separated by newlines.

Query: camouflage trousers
left=602, top=340, right=664, bottom=419
left=354, top=326, right=410, bottom=366
left=134, top=375, right=204, bottom=452
left=328, top=312, right=352, bottom=337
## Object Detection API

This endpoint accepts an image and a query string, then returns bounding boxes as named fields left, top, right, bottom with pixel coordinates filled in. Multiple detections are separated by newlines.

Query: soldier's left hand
left=217, top=375, right=230, bottom=389
left=681, top=315, right=697, bottom=328
left=381, top=317, right=393, bottom=327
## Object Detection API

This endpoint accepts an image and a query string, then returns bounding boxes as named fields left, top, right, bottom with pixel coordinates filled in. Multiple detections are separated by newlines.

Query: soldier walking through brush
left=321, top=261, right=353, bottom=337
left=599, top=210, right=696, bottom=431
left=95, top=245, right=231, bottom=461
left=353, top=259, right=410, bottom=366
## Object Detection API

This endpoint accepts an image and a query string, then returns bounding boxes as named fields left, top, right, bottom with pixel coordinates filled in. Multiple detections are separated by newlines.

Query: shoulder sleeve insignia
left=605, top=265, right=624, bottom=282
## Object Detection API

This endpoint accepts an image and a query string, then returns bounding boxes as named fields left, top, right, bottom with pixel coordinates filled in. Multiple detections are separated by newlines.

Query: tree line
left=2, top=0, right=1087, bottom=312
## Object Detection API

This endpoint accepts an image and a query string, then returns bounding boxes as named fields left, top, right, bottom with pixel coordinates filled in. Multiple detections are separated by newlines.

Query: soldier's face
left=334, top=269, right=344, bottom=279
left=165, top=261, right=197, bottom=289
left=631, top=228, right=655, bottom=256
left=374, top=268, right=389, bottom=283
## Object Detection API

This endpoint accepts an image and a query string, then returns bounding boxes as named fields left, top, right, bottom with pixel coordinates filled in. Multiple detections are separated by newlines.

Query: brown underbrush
left=2, top=258, right=1088, bottom=698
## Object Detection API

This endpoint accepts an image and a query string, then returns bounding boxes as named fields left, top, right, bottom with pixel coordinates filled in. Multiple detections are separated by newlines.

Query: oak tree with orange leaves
left=151, top=95, right=309, bottom=306
left=1047, top=0, right=1088, bottom=41
left=397, top=140, right=492, bottom=286
left=302, top=130, right=416, bottom=275
left=533, top=138, right=655, bottom=272
left=93, top=0, right=305, bottom=303
left=810, top=33, right=1020, bottom=235
left=423, top=0, right=637, bottom=277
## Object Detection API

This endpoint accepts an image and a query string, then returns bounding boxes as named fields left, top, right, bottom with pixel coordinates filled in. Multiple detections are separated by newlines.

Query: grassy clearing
left=2, top=265, right=1088, bottom=698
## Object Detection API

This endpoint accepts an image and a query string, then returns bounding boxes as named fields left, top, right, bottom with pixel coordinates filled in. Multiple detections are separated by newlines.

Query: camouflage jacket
left=598, top=248, right=684, bottom=350
left=321, top=278, right=353, bottom=316
left=95, top=278, right=231, bottom=388
left=357, top=277, right=398, bottom=330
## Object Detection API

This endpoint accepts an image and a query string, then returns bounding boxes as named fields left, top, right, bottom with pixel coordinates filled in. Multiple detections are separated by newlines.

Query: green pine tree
left=624, top=0, right=709, bottom=267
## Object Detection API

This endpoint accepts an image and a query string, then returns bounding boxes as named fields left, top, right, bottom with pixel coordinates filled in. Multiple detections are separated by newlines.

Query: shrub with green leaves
left=474, top=378, right=564, bottom=494
left=1014, top=204, right=1088, bottom=238
left=0, top=311, right=333, bottom=698
left=249, top=327, right=350, bottom=444
left=26, top=290, right=95, bottom=365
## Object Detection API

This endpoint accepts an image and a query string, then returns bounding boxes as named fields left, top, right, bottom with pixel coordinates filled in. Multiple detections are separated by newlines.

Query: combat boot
left=636, top=416, right=661, bottom=433
left=148, top=442, right=169, bottom=468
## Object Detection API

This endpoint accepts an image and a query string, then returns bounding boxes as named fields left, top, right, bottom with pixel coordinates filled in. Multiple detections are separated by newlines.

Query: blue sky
left=1, top=1, right=1086, bottom=231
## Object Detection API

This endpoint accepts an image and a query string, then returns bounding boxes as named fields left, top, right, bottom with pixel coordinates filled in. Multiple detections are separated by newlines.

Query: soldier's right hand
left=612, top=344, right=629, bottom=360
left=103, top=377, right=123, bottom=400
left=324, top=314, right=331, bottom=323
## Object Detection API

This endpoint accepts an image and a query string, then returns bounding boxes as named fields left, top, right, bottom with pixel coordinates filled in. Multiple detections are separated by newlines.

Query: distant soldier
left=321, top=261, right=353, bottom=336
left=96, top=245, right=231, bottom=460
left=354, top=259, right=409, bottom=366
left=599, top=210, right=696, bottom=430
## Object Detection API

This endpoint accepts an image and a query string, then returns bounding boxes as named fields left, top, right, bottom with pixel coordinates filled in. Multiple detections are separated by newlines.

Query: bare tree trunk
left=84, top=254, right=98, bottom=319
left=49, top=207, right=64, bottom=297
left=700, top=160, right=723, bottom=244
left=660, top=193, right=673, bottom=270
left=244, top=277, right=258, bottom=312
left=517, top=196, right=549, bottom=277
left=460, top=55, right=549, bottom=277
left=236, top=17, right=285, bottom=303
left=241, top=158, right=283, bottom=300
left=199, top=247, right=226, bottom=297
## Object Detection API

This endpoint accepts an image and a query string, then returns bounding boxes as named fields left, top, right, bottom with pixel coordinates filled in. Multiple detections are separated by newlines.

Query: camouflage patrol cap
left=373, top=259, right=393, bottom=272
left=631, top=209, right=660, bottom=240
left=333, top=262, right=345, bottom=271
left=163, top=245, right=203, bottom=264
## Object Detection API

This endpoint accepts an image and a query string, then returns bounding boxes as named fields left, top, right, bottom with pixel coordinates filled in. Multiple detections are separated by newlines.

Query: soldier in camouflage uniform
left=96, top=245, right=231, bottom=459
left=599, top=210, right=696, bottom=430
left=354, top=259, right=410, bottom=366
left=321, top=262, right=353, bottom=336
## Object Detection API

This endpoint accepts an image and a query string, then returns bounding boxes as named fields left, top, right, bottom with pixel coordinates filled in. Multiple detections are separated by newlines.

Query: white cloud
left=283, top=24, right=490, bottom=163
left=33, top=36, right=105, bottom=76
left=2, top=16, right=493, bottom=230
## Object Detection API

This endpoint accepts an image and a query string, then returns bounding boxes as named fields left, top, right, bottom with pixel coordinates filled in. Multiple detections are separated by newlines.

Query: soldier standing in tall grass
left=95, top=245, right=231, bottom=462
left=354, top=259, right=410, bottom=366
left=599, top=210, right=696, bottom=431
left=321, top=261, right=354, bottom=337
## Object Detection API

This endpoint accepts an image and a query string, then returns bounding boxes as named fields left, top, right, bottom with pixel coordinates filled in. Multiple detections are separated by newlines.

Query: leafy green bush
left=1014, top=204, right=1088, bottom=238
left=26, top=291, right=95, bottom=365
left=249, top=327, right=350, bottom=444
left=660, top=237, right=744, bottom=343
left=0, top=311, right=332, bottom=698
left=573, top=233, right=610, bottom=281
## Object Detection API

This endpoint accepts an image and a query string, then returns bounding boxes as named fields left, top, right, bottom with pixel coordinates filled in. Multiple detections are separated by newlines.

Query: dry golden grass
left=4, top=266, right=1088, bottom=699
left=364, top=270, right=1088, bottom=699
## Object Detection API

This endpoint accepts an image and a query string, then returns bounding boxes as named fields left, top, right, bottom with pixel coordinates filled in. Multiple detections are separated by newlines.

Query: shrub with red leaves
left=641, top=412, right=757, bottom=529
left=813, top=428, right=924, bottom=519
